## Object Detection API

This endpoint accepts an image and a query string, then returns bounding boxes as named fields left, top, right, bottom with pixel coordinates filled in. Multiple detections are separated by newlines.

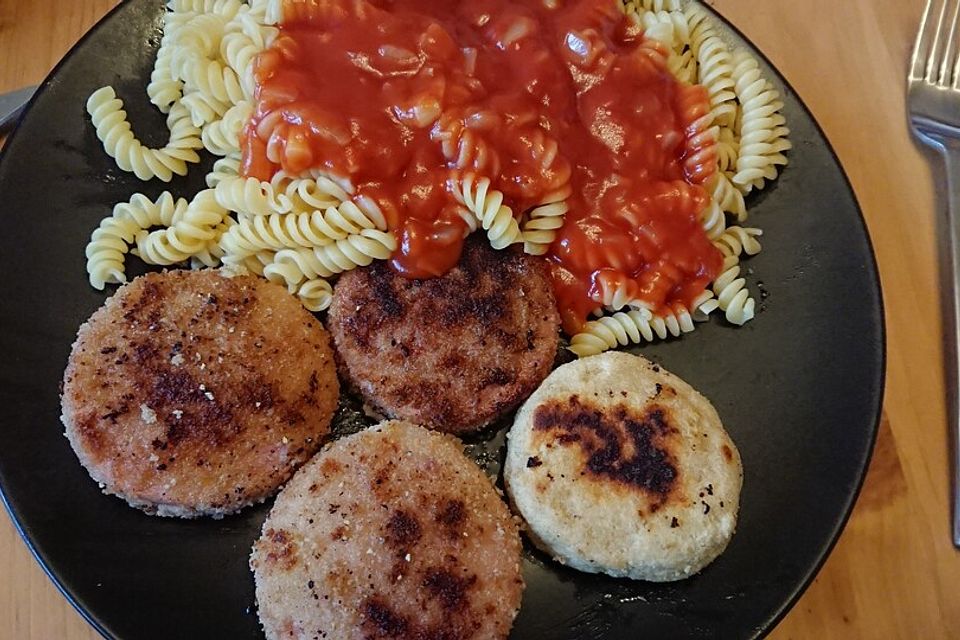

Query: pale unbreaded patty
left=250, top=420, right=524, bottom=640
left=504, top=351, right=743, bottom=582
left=328, top=236, right=560, bottom=435
left=60, top=270, right=339, bottom=518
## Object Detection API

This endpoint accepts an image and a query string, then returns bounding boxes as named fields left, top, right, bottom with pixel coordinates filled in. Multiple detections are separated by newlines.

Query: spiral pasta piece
left=219, top=195, right=389, bottom=262
left=686, top=4, right=738, bottom=128
left=731, top=51, right=791, bottom=193
left=295, top=278, right=334, bottom=312
left=635, top=10, right=690, bottom=51
left=186, top=57, right=246, bottom=107
left=668, top=48, right=698, bottom=85
left=221, top=213, right=332, bottom=260
left=521, top=200, right=568, bottom=256
left=677, top=85, right=719, bottom=186
left=716, top=226, right=763, bottom=258
left=163, top=13, right=237, bottom=126
left=86, top=87, right=202, bottom=182
left=432, top=115, right=501, bottom=176
left=206, top=154, right=242, bottom=188
left=191, top=215, right=237, bottom=268
left=699, top=197, right=726, bottom=241
left=147, top=36, right=183, bottom=114
left=226, top=249, right=275, bottom=277
left=181, top=88, right=231, bottom=128
left=712, top=171, right=747, bottom=222
left=214, top=176, right=283, bottom=217
left=136, top=189, right=230, bottom=265
left=271, top=174, right=353, bottom=213
left=568, top=304, right=697, bottom=358
left=171, top=0, right=243, bottom=19
left=202, top=100, right=252, bottom=156
left=221, top=14, right=278, bottom=97
left=85, top=192, right=189, bottom=289
left=170, top=13, right=226, bottom=66
left=521, top=182, right=571, bottom=256
left=623, top=0, right=681, bottom=14
left=315, top=197, right=388, bottom=236
left=261, top=229, right=398, bottom=287
left=255, top=0, right=284, bottom=26
left=717, top=125, right=739, bottom=175
left=691, top=288, right=720, bottom=321
left=712, top=255, right=756, bottom=326
left=591, top=272, right=649, bottom=313
left=449, top=173, right=522, bottom=250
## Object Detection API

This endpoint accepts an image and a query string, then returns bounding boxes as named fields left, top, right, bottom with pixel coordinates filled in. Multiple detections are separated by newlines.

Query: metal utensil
left=909, top=0, right=960, bottom=548
left=0, top=85, right=38, bottom=134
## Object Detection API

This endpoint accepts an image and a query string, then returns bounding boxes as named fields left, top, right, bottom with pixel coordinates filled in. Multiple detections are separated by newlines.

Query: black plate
left=0, top=2, right=884, bottom=638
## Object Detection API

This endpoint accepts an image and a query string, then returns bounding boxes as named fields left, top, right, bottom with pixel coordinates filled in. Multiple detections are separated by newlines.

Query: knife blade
left=0, top=85, right=38, bottom=134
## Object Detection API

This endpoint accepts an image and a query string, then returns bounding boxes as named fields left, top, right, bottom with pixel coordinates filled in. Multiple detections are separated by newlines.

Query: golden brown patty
left=250, top=420, right=524, bottom=640
left=61, top=270, right=339, bottom=518
left=505, top=352, right=742, bottom=582
left=328, top=237, right=560, bottom=434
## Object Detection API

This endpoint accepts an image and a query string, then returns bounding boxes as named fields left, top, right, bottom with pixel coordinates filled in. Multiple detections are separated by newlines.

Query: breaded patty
left=328, top=237, right=560, bottom=434
left=504, top=352, right=742, bottom=582
left=61, top=270, right=339, bottom=518
left=250, top=420, right=524, bottom=640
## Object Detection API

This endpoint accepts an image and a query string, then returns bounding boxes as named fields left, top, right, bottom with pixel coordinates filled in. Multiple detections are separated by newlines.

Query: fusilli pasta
left=731, top=51, right=792, bottom=194
left=712, top=254, right=756, bottom=326
left=449, top=173, right=523, bottom=250
left=568, top=303, right=701, bottom=358
left=261, top=230, right=398, bottom=287
left=86, top=87, right=202, bottom=182
left=295, top=278, right=334, bottom=312
left=86, top=192, right=188, bottom=289
left=686, top=4, right=738, bottom=128
left=214, top=176, right=284, bottom=217
left=206, top=154, right=242, bottom=188
left=135, top=189, right=229, bottom=266
left=202, top=100, right=252, bottom=156
left=716, top=226, right=763, bottom=258
left=699, top=197, right=727, bottom=241
left=219, top=197, right=389, bottom=263
left=623, top=0, right=681, bottom=14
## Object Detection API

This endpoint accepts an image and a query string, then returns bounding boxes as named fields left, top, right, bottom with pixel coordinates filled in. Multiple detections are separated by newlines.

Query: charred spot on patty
left=385, top=509, right=422, bottom=550
left=722, top=444, right=734, bottom=462
left=436, top=498, right=466, bottom=538
left=532, top=397, right=681, bottom=504
left=422, top=566, right=478, bottom=611
left=260, top=528, right=299, bottom=571
left=362, top=598, right=409, bottom=636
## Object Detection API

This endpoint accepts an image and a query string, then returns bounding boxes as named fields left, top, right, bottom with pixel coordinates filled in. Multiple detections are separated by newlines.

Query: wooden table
left=0, top=1, right=955, bottom=638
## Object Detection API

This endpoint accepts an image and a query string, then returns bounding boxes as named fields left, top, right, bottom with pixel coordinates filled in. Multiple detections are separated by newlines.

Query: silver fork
left=909, top=0, right=960, bottom=548
left=0, top=85, right=36, bottom=134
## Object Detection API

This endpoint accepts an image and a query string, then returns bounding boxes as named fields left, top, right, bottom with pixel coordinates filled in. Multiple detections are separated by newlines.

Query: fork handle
left=941, top=141, right=960, bottom=548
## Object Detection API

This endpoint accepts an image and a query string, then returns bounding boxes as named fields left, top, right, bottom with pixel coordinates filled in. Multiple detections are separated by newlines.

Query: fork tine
left=926, top=0, right=950, bottom=82
left=955, top=37, right=960, bottom=88
left=913, top=0, right=937, bottom=80
left=939, top=0, right=960, bottom=86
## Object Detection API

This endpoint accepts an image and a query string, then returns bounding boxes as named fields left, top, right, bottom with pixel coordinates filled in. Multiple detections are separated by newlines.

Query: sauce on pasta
left=243, top=0, right=723, bottom=333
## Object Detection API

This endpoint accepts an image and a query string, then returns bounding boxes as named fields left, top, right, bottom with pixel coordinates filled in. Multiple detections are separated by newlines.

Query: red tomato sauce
left=243, top=0, right=723, bottom=333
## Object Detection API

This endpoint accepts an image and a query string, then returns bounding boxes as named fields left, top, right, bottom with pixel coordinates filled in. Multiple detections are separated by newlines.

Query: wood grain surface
left=0, top=0, right=955, bottom=638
